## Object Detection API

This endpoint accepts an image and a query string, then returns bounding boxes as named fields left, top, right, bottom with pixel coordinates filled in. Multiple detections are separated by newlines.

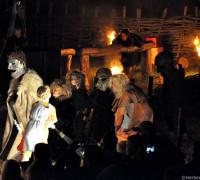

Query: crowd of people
left=0, top=18, right=199, bottom=178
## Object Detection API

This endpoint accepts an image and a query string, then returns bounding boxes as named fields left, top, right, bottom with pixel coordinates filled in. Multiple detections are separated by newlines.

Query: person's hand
left=51, top=124, right=55, bottom=129
left=116, top=128, right=125, bottom=135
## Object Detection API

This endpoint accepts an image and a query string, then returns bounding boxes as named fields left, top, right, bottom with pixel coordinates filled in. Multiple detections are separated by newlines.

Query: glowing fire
left=111, top=66, right=123, bottom=75
left=107, top=30, right=116, bottom=45
left=194, top=36, right=200, bottom=56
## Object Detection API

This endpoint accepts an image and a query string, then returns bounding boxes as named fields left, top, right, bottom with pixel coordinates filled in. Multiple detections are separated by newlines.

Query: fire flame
left=107, top=30, right=116, bottom=45
left=111, top=66, right=123, bottom=75
left=194, top=36, right=200, bottom=56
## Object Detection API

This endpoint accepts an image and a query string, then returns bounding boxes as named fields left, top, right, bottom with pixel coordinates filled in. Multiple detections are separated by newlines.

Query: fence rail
left=26, top=6, right=200, bottom=59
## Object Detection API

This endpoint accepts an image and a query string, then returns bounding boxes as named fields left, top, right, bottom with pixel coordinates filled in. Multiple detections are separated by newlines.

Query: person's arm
left=46, top=107, right=58, bottom=129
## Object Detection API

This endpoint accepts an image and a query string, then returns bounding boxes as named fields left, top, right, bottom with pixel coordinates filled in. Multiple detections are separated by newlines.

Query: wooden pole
left=65, top=1, right=68, bottom=15
left=136, top=8, right=141, bottom=35
left=148, top=76, right=153, bottom=96
left=92, top=8, right=99, bottom=47
left=78, top=6, right=85, bottom=48
left=80, top=55, right=90, bottom=90
left=122, top=5, right=127, bottom=28
left=36, top=0, right=40, bottom=15
left=176, top=6, right=187, bottom=60
left=158, top=8, right=167, bottom=36
left=177, top=107, right=182, bottom=149
left=48, top=1, right=53, bottom=47
left=67, top=55, right=72, bottom=72
left=195, top=6, right=198, bottom=24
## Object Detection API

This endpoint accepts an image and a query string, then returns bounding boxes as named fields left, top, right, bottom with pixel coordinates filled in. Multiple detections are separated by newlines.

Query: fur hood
left=8, top=69, right=43, bottom=100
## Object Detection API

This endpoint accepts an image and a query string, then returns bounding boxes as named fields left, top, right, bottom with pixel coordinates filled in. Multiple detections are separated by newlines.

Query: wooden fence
left=25, top=6, right=200, bottom=60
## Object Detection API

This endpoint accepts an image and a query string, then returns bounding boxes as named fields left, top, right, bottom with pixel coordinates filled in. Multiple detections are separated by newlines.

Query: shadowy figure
left=88, top=68, right=115, bottom=144
left=25, top=160, right=55, bottom=180
left=112, top=28, right=144, bottom=77
left=165, top=140, right=200, bottom=180
left=97, top=135, right=152, bottom=180
left=155, top=51, right=188, bottom=137
left=1, top=159, right=23, bottom=180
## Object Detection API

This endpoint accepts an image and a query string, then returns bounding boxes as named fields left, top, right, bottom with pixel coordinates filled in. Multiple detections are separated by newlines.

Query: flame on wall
left=107, top=30, right=116, bottom=45
left=194, top=36, right=200, bottom=56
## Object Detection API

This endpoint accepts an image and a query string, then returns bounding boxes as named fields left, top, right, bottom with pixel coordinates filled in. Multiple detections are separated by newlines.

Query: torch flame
left=194, top=36, right=200, bottom=56
left=111, top=66, right=123, bottom=75
left=107, top=30, right=116, bottom=45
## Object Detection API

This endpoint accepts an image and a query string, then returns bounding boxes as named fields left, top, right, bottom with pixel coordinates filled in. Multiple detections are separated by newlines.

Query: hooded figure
left=88, top=68, right=115, bottom=144
left=155, top=51, right=188, bottom=136
left=0, top=51, right=43, bottom=160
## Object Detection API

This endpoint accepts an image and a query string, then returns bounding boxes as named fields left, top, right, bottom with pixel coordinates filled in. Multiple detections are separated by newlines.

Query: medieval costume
left=17, top=85, right=57, bottom=161
left=0, top=51, right=43, bottom=160
left=89, top=68, right=115, bottom=144
left=66, top=70, right=89, bottom=143
left=112, top=29, right=144, bottom=76
left=109, top=74, right=153, bottom=142
left=49, top=79, right=75, bottom=160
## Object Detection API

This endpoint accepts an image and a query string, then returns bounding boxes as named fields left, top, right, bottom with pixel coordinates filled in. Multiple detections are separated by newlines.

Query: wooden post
left=48, top=1, right=53, bottom=47
left=158, top=8, right=167, bottom=36
left=78, top=6, right=85, bottom=48
left=122, top=5, right=127, bottom=28
left=36, top=0, right=40, bottom=14
left=80, top=55, right=90, bottom=90
left=137, top=8, right=141, bottom=35
left=176, top=6, right=187, bottom=60
left=177, top=107, right=182, bottom=149
left=65, top=1, right=68, bottom=15
left=148, top=76, right=153, bottom=97
left=67, top=55, right=72, bottom=72
left=195, top=6, right=198, bottom=24
left=60, top=49, right=76, bottom=76
left=92, top=8, right=99, bottom=47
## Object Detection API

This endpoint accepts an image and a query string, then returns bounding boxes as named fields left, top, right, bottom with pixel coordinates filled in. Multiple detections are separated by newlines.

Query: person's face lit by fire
left=121, top=33, right=128, bottom=41
left=111, top=78, right=119, bottom=93
left=52, top=87, right=61, bottom=98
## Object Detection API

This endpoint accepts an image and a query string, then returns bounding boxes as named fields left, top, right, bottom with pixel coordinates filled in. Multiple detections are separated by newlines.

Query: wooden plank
left=61, top=49, right=76, bottom=56
left=81, top=42, right=155, bottom=57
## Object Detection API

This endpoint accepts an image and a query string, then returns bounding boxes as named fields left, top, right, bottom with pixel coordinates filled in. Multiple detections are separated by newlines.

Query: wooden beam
left=80, top=55, right=90, bottom=90
left=61, top=49, right=76, bottom=56
left=81, top=42, right=155, bottom=57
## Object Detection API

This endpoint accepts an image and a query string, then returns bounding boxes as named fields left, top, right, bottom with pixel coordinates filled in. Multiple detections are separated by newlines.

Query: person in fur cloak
left=108, top=74, right=153, bottom=143
left=66, top=70, right=89, bottom=143
left=0, top=51, right=43, bottom=160
left=88, top=68, right=115, bottom=144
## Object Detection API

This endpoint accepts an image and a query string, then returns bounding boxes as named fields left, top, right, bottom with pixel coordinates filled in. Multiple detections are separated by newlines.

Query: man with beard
left=109, top=74, right=153, bottom=143
left=88, top=68, right=115, bottom=144
left=0, top=51, right=43, bottom=160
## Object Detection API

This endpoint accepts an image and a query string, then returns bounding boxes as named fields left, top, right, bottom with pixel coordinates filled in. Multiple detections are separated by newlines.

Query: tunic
left=18, top=101, right=57, bottom=152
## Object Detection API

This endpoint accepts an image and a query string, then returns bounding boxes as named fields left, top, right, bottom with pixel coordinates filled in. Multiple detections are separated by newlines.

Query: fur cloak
left=0, top=69, right=43, bottom=159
